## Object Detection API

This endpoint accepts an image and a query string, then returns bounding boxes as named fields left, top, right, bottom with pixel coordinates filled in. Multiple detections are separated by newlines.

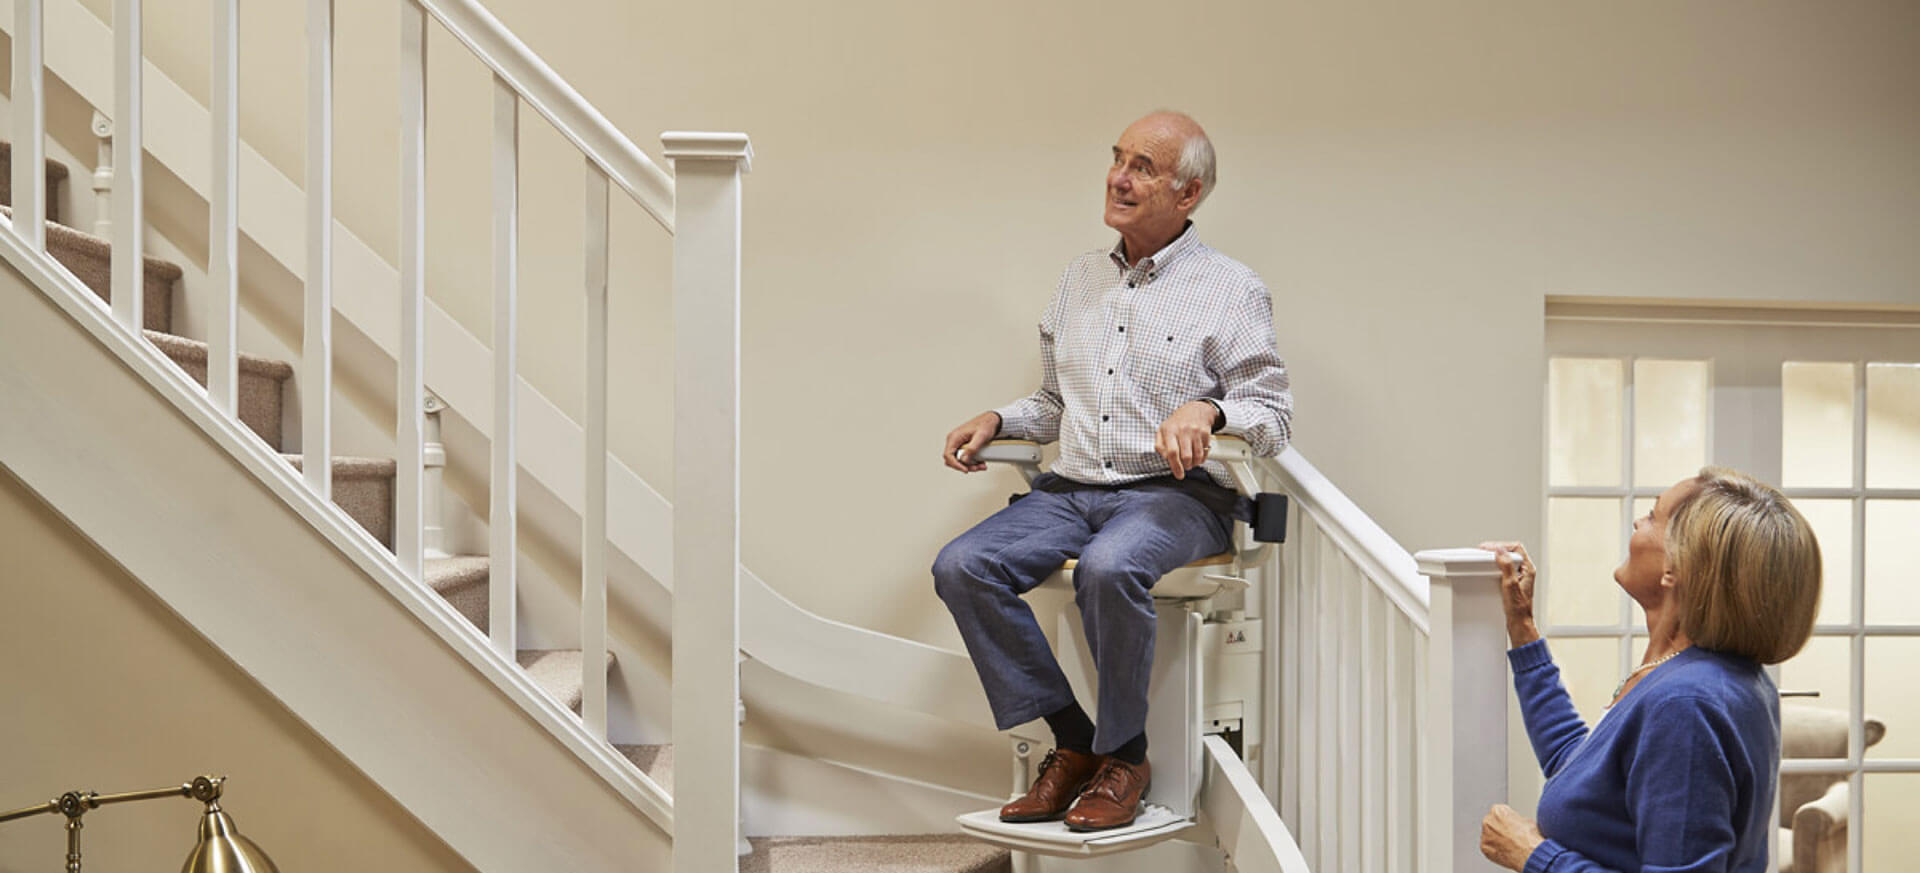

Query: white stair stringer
left=0, top=239, right=673, bottom=870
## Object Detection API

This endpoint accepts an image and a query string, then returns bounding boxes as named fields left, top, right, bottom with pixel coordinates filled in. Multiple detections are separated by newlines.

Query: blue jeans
left=932, top=477, right=1231, bottom=755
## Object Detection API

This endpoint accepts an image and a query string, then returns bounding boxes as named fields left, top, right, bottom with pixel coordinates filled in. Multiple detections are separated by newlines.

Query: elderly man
left=933, top=111, right=1292, bottom=831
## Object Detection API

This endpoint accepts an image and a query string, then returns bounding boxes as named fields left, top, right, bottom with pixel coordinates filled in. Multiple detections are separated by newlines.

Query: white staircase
left=0, top=0, right=1520, bottom=870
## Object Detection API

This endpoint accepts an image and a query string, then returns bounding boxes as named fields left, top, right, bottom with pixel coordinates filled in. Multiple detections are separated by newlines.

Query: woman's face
left=1615, top=477, right=1703, bottom=607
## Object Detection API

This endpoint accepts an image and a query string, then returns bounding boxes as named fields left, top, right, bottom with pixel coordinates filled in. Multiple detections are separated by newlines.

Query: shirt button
left=1102, top=415, right=1110, bottom=422
left=1107, top=368, right=1114, bottom=375
left=1117, top=326, right=1126, bottom=333
left=1127, top=281, right=1136, bottom=289
left=1105, top=461, right=1114, bottom=469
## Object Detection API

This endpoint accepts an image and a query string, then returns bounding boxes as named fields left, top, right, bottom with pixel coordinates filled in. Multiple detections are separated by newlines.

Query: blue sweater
left=1509, top=640, right=1778, bottom=873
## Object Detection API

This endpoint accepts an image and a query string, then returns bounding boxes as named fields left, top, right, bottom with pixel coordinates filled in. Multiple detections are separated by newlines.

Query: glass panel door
left=1546, top=311, right=1920, bottom=873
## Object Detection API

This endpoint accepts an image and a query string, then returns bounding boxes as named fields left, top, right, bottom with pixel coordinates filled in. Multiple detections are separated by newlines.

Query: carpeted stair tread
left=741, top=835, right=1011, bottom=873
left=0, top=204, right=178, bottom=332
left=615, top=744, right=673, bottom=792
left=281, top=454, right=396, bottom=547
left=0, top=140, right=70, bottom=225
left=516, top=649, right=615, bottom=714
left=426, top=555, right=491, bottom=632
left=144, top=330, right=292, bottom=449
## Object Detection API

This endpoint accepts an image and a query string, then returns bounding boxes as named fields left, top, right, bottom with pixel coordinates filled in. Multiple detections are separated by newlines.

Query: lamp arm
left=0, top=799, right=59, bottom=824
left=0, top=776, right=225, bottom=823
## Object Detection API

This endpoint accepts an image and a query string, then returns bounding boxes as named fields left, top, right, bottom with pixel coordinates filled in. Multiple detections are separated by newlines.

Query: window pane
left=1793, top=499, right=1853, bottom=627
left=1782, top=362, right=1856, bottom=489
left=1633, top=359, right=1709, bottom=488
left=1866, top=774, right=1920, bottom=873
left=1546, top=498, right=1627, bottom=627
left=1867, top=638, right=1920, bottom=761
left=1550, top=358, right=1623, bottom=487
left=1865, top=500, right=1920, bottom=625
left=1544, top=636, right=1620, bottom=726
left=1778, top=635, right=1852, bottom=725
left=1867, top=363, right=1920, bottom=488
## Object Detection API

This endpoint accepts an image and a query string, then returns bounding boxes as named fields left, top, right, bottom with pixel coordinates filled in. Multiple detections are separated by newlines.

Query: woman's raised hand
left=1479, top=541, right=1541, bottom=648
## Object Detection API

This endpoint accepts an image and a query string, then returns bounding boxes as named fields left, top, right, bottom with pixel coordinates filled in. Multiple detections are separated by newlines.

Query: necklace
left=1609, top=648, right=1686, bottom=705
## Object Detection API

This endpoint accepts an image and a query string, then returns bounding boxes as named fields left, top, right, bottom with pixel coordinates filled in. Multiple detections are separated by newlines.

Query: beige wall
left=92, top=0, right=1920, bottom=650
left=56, top=0, right=1920, bottom=836
left=0, top=466, right=477, bottom=872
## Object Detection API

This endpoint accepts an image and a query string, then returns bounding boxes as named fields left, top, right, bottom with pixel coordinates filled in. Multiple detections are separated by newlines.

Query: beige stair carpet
left=0, top=204, right=177, bottom=332
left=144, top=330, right=293, bottom=448
left=282, top=454, right=397, bottom=548
left=617, top=744, right=673, bottom=791
left=426, top=556, right=491, bottom=632
left=742, top=836, right=1011, bottom=873
left=516, top=649, right=616, bottom=713
left=0, top=139, right=69, bottom=224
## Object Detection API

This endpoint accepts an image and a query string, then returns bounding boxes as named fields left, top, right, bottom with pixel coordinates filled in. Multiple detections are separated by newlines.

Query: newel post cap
left=661, top=132, right=753, bottom=172
left=1413, top=547, right=1506, bottom=580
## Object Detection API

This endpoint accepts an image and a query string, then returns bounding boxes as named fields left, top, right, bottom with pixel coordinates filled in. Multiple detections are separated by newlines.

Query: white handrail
left=1200, top=736, right=1313, bottom=873
left=411, top=0, right=674, bottom=229
left=1267, top=448, right=1429, bottom=631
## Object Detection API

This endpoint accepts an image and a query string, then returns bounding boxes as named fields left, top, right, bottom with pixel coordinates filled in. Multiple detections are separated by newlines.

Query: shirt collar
left=1109, top=221, right=1199, bottom=277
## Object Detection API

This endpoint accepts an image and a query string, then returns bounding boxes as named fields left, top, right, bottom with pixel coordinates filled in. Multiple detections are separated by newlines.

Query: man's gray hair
left=1170, top=120, right=1217, bottom=212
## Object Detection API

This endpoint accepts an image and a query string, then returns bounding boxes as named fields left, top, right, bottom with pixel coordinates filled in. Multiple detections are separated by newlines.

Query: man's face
left=1104, top=117, right=1198, bottom=247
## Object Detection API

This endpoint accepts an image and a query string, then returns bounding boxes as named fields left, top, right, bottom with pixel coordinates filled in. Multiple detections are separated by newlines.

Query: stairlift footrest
left=956, top=805, right=1194, bottom=858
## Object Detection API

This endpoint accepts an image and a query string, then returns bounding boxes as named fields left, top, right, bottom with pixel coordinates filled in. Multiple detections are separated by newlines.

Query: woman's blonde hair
left=1666, top=467, right=1822, bottom=665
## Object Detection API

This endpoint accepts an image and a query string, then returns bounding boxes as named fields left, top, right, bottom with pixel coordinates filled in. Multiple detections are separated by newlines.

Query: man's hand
left=943, top=412, right=1002, bottom=473
left=1480, top=804, right=1546, bottom=871
left=1156, top=401, right=1220, bottom=480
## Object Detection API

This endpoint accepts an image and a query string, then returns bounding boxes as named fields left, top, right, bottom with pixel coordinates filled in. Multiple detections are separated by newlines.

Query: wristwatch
left=1201, top=398, right=1225, bottom=433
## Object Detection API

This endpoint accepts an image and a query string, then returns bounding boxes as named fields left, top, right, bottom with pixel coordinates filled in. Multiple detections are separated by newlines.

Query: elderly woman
left=1479, top=467, right=1822, bottom=873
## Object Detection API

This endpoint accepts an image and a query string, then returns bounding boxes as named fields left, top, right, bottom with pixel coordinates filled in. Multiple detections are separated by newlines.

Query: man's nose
left=1107, top=166, right=1130, bottom=191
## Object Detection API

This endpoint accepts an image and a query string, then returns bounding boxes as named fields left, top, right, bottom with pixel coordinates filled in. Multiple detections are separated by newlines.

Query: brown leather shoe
left=1063, top=756, right=1152, bottom=832
left=999, top=748, right=1104, bottom=822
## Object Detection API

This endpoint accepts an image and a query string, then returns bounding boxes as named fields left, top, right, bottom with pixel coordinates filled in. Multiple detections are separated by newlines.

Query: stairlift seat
left=956, top=437, right=1268, bottom=857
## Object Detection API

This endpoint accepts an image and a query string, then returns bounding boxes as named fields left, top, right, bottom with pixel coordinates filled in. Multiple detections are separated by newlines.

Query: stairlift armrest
left=977, top=440, right=1044, bottom=485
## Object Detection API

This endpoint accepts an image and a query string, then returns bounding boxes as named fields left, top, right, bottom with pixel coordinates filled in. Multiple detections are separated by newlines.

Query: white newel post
left=1415, top=547, right=1510, bottom=873
left=665, top=131, right=752, bottom=873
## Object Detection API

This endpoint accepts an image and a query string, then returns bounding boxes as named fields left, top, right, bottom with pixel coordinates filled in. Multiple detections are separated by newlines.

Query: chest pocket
left=1131, top=320, right=1213, bottom=397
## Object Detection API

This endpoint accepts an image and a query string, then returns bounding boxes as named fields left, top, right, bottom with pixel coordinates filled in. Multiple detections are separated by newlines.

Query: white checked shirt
left=995, top=224, right=1293, bottom=485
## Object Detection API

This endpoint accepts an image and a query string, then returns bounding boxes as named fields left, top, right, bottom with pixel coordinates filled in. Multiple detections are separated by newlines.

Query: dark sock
left=1043, top=702, right=1096, bottom=754
left=1110, top=731, right=1149, bottom=766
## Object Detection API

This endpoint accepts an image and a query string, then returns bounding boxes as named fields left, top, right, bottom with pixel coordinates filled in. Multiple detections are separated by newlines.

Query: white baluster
left=664, top=130, right=751, bottom=873
left=422, top=393, right=450, bottom=559
left=1414, top=548, right=1510, bottom=873
left=581, top=162, right=609, bottom=739
left=90, top=113, right=113, bottom=239
left=12, top=0, right=45, bottom=252
left=303, top=0, right=332, bottom=498
left=111, top=0, right=142, bottom=330
left=395, top=0, right=427, bottom=582
left=207, top=0, right=238, bottom=416
left=489, top=77, right=518, bottom=658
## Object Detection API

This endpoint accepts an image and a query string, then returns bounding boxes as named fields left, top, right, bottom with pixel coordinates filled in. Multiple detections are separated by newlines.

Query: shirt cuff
left=1213, top=398, right=1248, bottom=436
left=1523, top=838, right=1567, bottom=873
left=1508, top=638, right=1554, bottom=673
left=989, top=405, right=1022, bottom=439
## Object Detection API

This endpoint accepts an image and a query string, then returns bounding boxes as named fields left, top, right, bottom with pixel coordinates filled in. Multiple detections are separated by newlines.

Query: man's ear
left=1177, top=179, right=1203, bottom=211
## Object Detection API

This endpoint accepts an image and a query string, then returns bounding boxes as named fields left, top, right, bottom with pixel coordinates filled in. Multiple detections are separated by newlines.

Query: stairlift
left=954, top=437, right=1281, bottom=859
